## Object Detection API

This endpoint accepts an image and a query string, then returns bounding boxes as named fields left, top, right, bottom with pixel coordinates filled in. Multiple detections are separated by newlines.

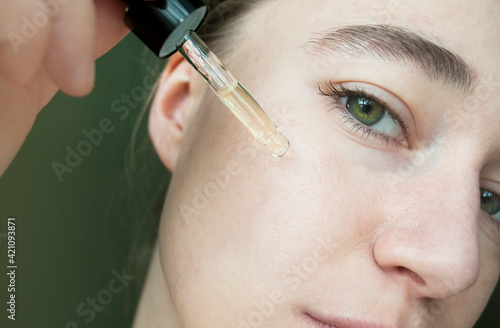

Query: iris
left=481, top=189, right=500, bottom=219
left=346, top=97, right=385, bottom=126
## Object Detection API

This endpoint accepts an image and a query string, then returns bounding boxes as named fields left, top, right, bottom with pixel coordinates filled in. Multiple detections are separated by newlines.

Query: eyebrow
left=305, top=25, right=476, bottom=93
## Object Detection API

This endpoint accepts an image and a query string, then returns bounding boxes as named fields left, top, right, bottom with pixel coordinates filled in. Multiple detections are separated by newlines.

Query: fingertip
left=58, top=60, right=96, bottom=97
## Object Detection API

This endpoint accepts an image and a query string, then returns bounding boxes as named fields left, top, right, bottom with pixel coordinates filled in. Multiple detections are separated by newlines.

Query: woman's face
left=153, top=0, right=500, bottom=327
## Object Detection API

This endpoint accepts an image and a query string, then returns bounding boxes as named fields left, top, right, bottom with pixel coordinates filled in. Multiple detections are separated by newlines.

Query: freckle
left=257, top=192, right=269, bottom=207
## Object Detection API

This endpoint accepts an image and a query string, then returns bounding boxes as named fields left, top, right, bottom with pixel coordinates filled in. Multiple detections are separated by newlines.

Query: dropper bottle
left=123, top=0, right=290, bottom=157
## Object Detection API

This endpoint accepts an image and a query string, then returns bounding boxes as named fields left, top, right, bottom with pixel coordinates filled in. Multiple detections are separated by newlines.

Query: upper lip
left=304, top=311, right=394, bottom=328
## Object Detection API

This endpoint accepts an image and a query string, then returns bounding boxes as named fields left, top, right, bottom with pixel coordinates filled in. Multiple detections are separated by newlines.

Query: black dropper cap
left=124, top=0, right=209, bottom=58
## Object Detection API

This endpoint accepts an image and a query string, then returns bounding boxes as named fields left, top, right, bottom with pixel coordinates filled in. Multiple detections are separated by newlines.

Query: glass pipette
left=178, top=31, right=290, bottom=158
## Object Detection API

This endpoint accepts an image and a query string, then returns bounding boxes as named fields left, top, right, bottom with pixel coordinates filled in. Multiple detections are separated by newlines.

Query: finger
left=0, top=0, right=52, bottom=85
left=93, top=0, right=129, bottom=58
left=0, top=70, right=58, bottom=178
left=44, top=0, right=96, bottom=97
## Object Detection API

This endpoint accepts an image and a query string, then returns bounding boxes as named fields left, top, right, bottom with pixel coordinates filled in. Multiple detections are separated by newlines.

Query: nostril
left=396, top=266, right=425, bottom=285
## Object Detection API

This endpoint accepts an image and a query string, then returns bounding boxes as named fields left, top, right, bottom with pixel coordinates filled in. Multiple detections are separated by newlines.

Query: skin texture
left=138, top=0, right=500, bottom=327
left=9, top=0, right=499, bottom=327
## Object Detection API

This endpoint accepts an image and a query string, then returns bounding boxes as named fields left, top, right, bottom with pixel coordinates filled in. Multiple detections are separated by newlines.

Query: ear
left=149, top=52, right=196, bottom=172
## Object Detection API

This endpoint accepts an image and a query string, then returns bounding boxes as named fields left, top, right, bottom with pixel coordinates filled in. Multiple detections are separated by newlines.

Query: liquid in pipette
left=178, top=31, right=290, bottom=158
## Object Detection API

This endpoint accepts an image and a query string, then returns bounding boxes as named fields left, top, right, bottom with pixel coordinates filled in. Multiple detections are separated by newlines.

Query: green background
left=0, top=35, right=167, bottom=328
left=0, top=34, right=498, bottom=328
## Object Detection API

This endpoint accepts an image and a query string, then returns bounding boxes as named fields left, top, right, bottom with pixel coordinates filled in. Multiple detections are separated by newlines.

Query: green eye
left=346, top=97, right=385, bottom=126
left=480, top=189, right=500, bottom=220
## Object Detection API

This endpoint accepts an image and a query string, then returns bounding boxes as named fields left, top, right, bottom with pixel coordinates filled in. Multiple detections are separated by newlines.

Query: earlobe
left=149, top=52, right=195, bottom=172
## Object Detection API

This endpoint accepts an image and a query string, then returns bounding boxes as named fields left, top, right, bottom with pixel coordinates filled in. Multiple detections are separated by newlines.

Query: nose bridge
left=376, top=146, right=481, bottom=298
left=413, top=167, right=479, bottom=290
left=411, top=156, right=478, bottom=224
left=395, top=142, right=479, bottom=226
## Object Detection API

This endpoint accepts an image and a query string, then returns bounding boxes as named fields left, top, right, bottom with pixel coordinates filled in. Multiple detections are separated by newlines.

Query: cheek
left=157, top=82, right=390, bottom=327
left=157, top=23, right=402, bottom=325
left=476, top=234, right=500, bottom=306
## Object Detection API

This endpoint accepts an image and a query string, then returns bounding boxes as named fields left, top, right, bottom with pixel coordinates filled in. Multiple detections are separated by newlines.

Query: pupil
left=482, top=191, right=492, bottom=204
left=346, top=97, right=385, bottom=126
left=361, top=100, right=373, bottom=114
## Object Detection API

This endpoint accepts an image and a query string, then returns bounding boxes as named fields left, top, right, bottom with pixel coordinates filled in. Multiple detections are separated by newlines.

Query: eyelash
left=319, top=82, right=500, bottom=237
left=318, top=81, right=411, bottom=148
left=479, top=188, right=500, bottom=235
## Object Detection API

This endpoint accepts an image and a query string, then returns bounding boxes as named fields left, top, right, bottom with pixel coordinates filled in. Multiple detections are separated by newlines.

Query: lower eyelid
left=370, top=112, right=402, bottom=138
left=480, top=212, right=500, bottom=236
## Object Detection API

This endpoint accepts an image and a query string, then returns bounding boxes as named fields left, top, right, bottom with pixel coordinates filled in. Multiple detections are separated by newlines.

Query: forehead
left=209, top=0, right=500, bottom=166
left=238, top=0, right=500, bottom=135
left=254, top=0, right=500, bottom=74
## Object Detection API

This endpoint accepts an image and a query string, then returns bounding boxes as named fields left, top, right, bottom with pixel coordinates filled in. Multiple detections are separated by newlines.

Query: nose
left=373, top=158, right=480, bottom=299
